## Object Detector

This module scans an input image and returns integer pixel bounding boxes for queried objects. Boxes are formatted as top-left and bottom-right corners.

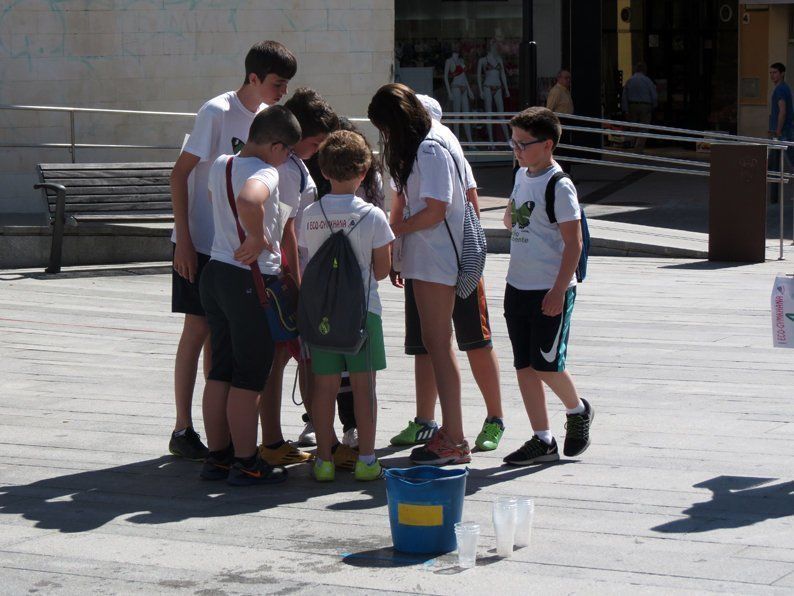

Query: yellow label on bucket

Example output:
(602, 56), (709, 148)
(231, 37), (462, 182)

(397, 503), (443, 526)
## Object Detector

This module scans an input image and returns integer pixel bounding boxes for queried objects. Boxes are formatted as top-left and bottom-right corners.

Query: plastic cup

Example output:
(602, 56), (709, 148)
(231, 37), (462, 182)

(492, 496), (518, 557)
(454, 521), (480, 568)
(514, 497), (535, 548)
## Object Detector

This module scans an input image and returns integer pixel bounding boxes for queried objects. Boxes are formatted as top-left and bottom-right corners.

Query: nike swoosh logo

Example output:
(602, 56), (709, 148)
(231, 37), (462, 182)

(540, 317), (564, 363)
(241, 469), (262, 478)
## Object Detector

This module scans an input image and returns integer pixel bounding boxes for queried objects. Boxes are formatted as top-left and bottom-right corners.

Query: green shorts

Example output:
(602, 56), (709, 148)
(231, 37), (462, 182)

(310, 313), (387, 375)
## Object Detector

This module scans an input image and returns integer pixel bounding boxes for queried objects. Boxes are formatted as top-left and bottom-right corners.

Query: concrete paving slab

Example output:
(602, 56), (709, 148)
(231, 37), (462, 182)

(1, 255), (793, 594)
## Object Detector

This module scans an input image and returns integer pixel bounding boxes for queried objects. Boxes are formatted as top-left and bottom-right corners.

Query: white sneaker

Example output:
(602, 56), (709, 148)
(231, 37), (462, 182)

(298, 421), (316, 446)
(342, 428), (359, 449)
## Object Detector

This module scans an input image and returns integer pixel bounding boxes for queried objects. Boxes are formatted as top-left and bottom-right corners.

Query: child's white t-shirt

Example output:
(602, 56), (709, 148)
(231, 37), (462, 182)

(298, 194), (395, 316)
(172, 91), (267, 255)
(207, 155), (282, 274)
(506, 163), (580, 291)
(399, 120), (466, 286)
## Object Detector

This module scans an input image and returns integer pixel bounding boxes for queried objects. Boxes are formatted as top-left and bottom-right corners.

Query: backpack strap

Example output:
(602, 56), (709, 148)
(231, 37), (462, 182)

(224, 156), (269, 308)
(290, 154), (306, 193)
(545, 171), (571, 224)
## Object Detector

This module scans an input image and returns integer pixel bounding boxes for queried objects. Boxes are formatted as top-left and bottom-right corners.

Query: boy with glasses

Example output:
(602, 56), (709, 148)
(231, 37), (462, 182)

(501, 107), (594, 466)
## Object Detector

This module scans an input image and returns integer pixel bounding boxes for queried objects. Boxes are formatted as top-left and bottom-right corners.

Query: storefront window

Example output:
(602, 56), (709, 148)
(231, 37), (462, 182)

(395, 0), (523, 146)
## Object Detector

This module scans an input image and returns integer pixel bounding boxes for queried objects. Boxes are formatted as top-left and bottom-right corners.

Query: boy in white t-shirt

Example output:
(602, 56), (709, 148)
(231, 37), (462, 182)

(198, 106), (301, 485)
(501, 107), (594, 466)
(257, 88), (339, 468)
(168, 41), (296, 461)
(298, 131), (394, 482)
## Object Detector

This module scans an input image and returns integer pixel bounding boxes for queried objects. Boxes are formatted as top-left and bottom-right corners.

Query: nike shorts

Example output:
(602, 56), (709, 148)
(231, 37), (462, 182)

(503, 283), (576, 372)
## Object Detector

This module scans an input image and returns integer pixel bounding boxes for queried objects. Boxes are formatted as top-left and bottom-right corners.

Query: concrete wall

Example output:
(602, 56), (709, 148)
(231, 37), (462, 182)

(0, 1), (395, 216)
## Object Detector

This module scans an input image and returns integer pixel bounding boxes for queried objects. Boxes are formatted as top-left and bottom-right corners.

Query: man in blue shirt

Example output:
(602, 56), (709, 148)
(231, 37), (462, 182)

(769, 63), (793, 201)
(770, 62), (793, 141)
(621, 63), (657, 152)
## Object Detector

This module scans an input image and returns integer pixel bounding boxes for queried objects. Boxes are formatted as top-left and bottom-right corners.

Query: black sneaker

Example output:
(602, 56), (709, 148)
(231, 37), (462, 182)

(226, 456), (288, 487)
(564, 398), (594, 457)
(503, 436), (560, 466)
(169, 426), (209, 461)
(200, 444), (234, 481)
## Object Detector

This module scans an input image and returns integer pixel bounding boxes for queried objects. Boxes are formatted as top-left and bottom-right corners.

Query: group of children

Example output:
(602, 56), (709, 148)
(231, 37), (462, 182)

(167, 40), (595, 486)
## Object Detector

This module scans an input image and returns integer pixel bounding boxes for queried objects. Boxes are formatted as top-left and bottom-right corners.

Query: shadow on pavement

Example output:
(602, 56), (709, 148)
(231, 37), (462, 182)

(0, 264), (172, 282)
(659, 260), (757, 270)
(652, 476), (794, 534)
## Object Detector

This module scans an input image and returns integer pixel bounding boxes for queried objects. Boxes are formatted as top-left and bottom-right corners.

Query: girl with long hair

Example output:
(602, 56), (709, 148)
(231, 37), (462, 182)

(368, 83), (471, 464)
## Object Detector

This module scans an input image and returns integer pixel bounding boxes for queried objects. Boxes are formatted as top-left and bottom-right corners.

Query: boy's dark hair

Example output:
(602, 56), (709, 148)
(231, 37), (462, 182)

(248, 105), (301, 147)
(283, 88), (339, 139)
(318, 130), (371, 182)
(510, 107), (562, 149)
(244, 41), (297, 85)
(771, 62), (786, 74)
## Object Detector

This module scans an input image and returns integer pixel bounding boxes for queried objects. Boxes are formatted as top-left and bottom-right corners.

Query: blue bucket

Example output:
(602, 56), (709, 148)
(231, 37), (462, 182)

(384, 466), (468, 554)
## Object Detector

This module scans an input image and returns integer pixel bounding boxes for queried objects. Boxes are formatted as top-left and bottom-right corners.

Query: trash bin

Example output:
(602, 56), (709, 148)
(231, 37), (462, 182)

(709, 143), (767, 262)
(385, 466), (468, 554)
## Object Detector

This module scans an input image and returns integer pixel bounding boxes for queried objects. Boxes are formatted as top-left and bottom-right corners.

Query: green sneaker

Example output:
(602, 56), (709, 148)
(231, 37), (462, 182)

(475, 419), (505, 451)
(354, 459), (384, 481)
(390, 419), (438, 446)
(313, 460), (335, 482)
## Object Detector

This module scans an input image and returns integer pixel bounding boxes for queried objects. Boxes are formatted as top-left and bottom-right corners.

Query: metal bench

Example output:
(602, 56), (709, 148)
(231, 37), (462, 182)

(34, 162), (174, 273)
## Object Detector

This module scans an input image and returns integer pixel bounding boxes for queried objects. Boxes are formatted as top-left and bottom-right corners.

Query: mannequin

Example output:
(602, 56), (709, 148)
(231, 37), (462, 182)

(444, 46), (474, 142)
(477, 39), (510, 144)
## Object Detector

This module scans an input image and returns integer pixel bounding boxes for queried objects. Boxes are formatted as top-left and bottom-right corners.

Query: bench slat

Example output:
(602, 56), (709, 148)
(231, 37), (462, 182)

(43, 187), (171, 198)
(72, 213), (173, 221)
(62, 202), (173, 212)
(42, 169), (173, 180)
(45, 177), (170, 187)
(39, 162), (174, 170)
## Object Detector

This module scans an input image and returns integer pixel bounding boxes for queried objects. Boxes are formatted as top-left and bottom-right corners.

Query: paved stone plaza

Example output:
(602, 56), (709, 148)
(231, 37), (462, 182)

(1, 254), (793, 594)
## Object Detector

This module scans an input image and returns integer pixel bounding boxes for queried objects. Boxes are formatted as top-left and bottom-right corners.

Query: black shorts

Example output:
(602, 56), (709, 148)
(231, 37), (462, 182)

(171, 246), (211, 316)
(199, 260), (276, 392)
(404, 278), (492, 355)
(503, 283), (576, 372)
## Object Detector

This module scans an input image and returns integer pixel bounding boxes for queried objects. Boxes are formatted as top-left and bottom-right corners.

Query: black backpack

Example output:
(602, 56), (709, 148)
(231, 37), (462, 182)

(545, 171), (590, 282)
(298, 198), (373, 354)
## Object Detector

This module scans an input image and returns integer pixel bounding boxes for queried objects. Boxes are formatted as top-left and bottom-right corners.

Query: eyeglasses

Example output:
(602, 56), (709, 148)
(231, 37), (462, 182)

(508, 138), (546, 151)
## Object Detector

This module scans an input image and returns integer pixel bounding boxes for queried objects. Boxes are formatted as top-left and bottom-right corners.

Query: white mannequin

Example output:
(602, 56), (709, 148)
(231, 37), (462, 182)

(444, 47), (474, 142)
(477, 39), (510, 145)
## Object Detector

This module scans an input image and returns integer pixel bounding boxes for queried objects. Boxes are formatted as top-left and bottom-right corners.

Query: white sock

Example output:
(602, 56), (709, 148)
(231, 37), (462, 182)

(534, 430), (553, 445)
(566, 400), (585, 415)
(358, 454), (376, 465)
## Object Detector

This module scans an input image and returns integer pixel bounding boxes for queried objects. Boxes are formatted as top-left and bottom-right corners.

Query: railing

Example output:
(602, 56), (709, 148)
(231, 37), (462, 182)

(2, 103), (793, 259)
(444, 111), (794, 260)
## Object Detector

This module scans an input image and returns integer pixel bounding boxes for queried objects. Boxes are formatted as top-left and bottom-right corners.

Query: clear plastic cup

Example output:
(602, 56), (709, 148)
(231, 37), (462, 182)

(492, 496), (518, 557)
(454, 521), (480, 568)
(514, 497), (535, 548)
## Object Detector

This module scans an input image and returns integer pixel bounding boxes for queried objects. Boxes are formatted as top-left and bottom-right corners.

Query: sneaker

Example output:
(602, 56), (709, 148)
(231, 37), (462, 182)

(410, 430), (471, 465)
(200, 444), (234, 481)
(475, 419), (505, 451)
(226, 456), (288, 486)
(390, 419), (439, 446)
(298, 418), (316, 447)
(313, 459), (335, 482)
(332, 443), (358, 470)
(503, 436), (560, 466)
(169, 426), (209, 461)
(564, 398), (594, 457)
(258, 441), (313, 466)
(354, 459), (384, 481)
(342, 427), (359, 449)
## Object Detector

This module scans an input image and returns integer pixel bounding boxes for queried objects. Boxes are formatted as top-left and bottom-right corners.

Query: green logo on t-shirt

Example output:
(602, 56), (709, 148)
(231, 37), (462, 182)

(511, 199), (535, 229)
(319, 317), (330, 335)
